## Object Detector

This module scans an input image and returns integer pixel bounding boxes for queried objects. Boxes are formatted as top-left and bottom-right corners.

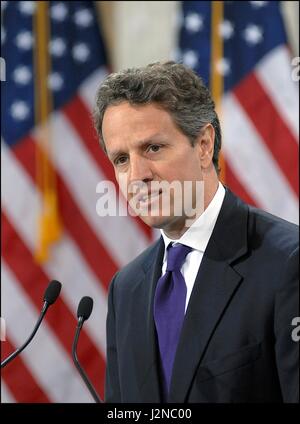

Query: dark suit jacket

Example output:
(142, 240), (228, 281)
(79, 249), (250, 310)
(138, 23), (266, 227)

(105, 189), (299, 403)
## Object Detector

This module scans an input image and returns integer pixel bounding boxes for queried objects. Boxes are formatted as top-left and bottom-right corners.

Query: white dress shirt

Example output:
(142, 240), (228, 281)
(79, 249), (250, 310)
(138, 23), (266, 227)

(160, 182), (226, 313)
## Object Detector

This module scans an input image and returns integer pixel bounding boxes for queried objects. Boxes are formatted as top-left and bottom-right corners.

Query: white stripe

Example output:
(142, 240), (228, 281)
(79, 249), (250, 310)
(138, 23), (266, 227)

(44, 238), (107, 358)
(1, 141), (107, 358)
(79, 67), (108, 111)
(1, 261), (92, 403)
(222, 94), (299, 224)
(1, 383), (16, 403)
(256, 45), (299, 141)
(36, 112), (149, 267)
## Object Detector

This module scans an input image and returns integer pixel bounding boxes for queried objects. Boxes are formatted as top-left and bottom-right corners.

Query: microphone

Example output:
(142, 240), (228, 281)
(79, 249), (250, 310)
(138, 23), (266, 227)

(1, 280), (62, 368)
(72, 296), (103, 403)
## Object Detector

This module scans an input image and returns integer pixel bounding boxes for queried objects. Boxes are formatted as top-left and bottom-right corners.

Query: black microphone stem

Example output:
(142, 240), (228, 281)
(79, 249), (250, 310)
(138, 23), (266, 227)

(72, 317), (102, 403)
(1, 301), (49, 369)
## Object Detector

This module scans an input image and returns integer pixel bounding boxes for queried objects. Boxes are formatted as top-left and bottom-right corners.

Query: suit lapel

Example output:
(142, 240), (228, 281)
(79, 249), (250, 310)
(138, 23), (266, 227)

(130, 237), (165, 402)
(169, 189), (249, 402)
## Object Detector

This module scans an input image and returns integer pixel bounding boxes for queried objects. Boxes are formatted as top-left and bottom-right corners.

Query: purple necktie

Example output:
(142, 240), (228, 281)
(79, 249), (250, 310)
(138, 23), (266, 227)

(154, 243), (192, 397)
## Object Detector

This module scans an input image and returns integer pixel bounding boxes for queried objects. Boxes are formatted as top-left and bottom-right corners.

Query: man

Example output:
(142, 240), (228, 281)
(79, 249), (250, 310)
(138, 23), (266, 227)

(93, 62), (299, 403)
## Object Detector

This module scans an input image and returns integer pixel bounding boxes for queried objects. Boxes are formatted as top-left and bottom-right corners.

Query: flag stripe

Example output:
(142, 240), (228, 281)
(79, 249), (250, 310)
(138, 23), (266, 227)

(63, 96), (116, 182)
(78, 68), (108, 112)
(223, 159), (257, 208)
(222, 93), (299, 224)
(12, 135), (118, 289)
(1, 382), (16, 403)
(256, 45), (299, 141)
(1, 338), (51, 403)
(233, 73), (299, 196)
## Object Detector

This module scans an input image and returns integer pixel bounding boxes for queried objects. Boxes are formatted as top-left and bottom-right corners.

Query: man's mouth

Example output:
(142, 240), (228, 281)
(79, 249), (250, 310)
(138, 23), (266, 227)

(136, 189), (163, 204)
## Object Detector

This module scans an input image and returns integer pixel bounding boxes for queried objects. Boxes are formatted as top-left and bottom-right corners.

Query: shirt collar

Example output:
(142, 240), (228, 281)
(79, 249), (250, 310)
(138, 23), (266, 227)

(160, 182), (225, 254)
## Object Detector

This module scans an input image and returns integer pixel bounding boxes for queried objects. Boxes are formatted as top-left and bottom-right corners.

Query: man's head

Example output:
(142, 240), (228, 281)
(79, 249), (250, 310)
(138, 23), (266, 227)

(93, 62), (221, 237)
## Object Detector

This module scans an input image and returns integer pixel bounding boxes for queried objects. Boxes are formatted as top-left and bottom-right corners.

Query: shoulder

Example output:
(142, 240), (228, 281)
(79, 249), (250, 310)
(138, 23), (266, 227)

(221, 190), (299, 294)
(213, 188), (298, 265)
(247, 204), (299, 256)
(241, 201), (298, 292)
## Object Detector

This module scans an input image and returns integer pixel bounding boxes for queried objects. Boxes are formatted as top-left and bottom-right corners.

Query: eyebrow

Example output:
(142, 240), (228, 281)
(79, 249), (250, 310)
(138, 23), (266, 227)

(107, 133), (164, 161)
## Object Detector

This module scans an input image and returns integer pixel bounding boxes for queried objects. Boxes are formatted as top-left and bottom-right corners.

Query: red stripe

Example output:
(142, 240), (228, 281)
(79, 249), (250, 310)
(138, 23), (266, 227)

(2, 212), (105, 400)
(12, 135), (118, 290)
(224, 159), (258, 207)
(233, 73), (299, 196)
(1, 337), (50, 402)
(63, 95), (153, 241)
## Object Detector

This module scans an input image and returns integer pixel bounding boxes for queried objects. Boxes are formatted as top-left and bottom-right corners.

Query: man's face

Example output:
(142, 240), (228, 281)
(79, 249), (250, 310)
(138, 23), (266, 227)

(102, 102), (209, 234)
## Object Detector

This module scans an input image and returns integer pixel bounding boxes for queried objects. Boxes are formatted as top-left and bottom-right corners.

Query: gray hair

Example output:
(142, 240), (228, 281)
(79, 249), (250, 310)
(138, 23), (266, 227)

(93, 61), (222, 173)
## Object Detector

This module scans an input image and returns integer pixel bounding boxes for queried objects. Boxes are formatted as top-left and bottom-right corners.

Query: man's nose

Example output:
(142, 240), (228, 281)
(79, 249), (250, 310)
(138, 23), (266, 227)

(128, 154), (153, 184)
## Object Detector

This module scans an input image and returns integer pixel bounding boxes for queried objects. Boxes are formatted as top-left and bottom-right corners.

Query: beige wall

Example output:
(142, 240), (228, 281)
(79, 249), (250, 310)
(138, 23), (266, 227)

(281, 1), (299, 55)
(97, 1), (299, 72)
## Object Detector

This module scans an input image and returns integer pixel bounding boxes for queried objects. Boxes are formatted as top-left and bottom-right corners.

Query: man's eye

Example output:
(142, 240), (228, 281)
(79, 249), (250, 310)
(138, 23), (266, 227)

(115, 156), (127, 166)
(148, 144), (161, 153)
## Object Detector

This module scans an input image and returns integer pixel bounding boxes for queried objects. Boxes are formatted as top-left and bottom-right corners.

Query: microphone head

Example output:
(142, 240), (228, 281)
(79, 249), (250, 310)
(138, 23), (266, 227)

(43, 280), (62, 305)
(77, 296), (93, 321)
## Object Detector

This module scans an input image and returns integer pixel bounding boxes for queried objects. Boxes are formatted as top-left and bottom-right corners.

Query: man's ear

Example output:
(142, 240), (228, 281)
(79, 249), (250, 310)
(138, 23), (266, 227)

(196, 124), (215, 168)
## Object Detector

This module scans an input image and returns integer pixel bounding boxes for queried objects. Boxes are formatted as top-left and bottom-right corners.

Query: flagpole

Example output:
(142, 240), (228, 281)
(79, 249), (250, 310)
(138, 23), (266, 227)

(33, 1), (61, 263)
(210, 1), (225, 183)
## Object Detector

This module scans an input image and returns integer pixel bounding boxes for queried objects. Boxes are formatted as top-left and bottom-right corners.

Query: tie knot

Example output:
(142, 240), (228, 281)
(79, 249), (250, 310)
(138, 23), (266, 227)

(166, 243), (192, 272)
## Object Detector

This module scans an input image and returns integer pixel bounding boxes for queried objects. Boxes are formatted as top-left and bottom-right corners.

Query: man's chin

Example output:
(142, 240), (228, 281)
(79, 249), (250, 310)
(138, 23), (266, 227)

(138, 214), (174, 229)
(138, 213), (187, 232)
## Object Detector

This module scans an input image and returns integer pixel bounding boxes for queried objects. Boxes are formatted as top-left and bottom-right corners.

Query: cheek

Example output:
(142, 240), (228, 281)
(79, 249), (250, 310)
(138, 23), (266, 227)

(159, 161), (201, 183)
(116, 172), (130, 197)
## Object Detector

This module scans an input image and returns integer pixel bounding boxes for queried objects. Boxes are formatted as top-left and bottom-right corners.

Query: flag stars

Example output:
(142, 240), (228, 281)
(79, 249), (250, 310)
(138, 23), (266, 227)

(51, 2), (68, 22)
(48, 73), (64, 91)
(185, 12), (203, 33)
(10, 101), (30, 121)
(215, 58), (231, 76)
(72, 43), (90, 62)
(13, 66), (32, 85)
(18, 1), (36, 15)
(74, 9), (94, 27)
(243, 24), (263, 45)
(182, 50), (198, 69)
(219, 20), (234, 40)
(49, 38), (66, 57)
(250, 1), (268, 8)
(15, 31), (34, 50)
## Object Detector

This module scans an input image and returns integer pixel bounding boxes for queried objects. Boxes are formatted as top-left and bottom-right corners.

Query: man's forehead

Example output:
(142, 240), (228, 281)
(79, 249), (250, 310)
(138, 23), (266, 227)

(103, 101), (172, 124)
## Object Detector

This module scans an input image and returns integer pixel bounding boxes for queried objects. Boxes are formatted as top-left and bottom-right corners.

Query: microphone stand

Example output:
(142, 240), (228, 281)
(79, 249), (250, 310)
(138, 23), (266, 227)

(1, 301), (48, 368)
(72, 317), (102, 403)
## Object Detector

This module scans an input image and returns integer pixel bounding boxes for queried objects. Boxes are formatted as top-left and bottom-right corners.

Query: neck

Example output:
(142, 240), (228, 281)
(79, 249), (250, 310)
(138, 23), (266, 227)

(162, 177), (220, 240)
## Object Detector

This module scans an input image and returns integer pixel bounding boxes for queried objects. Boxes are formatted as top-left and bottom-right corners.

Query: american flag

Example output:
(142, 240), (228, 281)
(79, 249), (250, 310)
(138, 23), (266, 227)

(1, 1), (298, 404)
(1, 1), (152, 403)
(177, 1), (299, 223)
